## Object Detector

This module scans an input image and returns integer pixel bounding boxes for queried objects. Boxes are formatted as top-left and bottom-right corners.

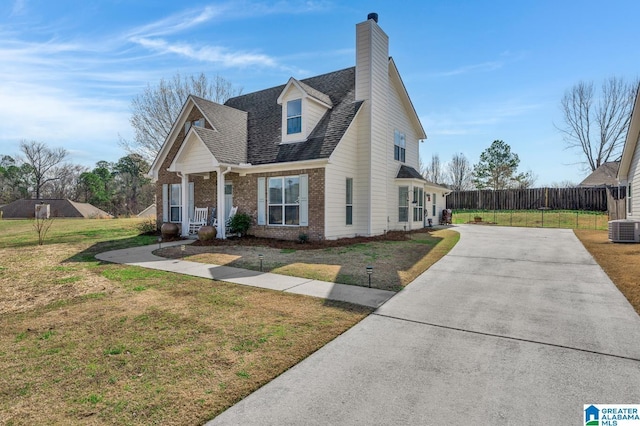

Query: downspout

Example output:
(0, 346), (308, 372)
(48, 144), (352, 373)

(216, 166), (232, 239)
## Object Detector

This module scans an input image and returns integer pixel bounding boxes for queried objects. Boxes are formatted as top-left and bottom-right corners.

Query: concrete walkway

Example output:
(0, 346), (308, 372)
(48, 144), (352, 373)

(95, 239), (394, 309)
(210, 225), (640, 425)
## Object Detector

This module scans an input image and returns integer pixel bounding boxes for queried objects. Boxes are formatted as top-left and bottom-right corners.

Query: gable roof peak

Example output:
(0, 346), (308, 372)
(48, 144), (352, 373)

(277, 77), (333, 108)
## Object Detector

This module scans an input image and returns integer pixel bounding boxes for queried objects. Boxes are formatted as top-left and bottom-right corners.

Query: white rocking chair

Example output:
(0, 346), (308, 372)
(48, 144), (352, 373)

(188, 207), (208, 234)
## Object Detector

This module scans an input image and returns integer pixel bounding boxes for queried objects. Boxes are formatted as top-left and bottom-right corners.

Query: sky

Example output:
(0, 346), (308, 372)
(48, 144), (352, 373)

(0, 0), (638, 186)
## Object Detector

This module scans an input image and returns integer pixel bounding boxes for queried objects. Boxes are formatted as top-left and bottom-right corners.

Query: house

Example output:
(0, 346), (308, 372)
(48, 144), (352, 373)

(578, 161), (620, 187)
(149, 13), (449, 240)
(618, 85), (640, 220)
(137, 203), (157, 218)
(0, 199), (112, 219)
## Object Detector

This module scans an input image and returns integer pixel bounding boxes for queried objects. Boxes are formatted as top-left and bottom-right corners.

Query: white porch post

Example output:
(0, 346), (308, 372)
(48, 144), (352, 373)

(180, 173), (189, 236)
(216, 168), (226, 239)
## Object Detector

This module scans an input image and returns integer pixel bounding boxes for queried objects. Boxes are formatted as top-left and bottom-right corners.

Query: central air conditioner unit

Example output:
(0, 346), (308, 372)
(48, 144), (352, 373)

(608, 219), (640, 243)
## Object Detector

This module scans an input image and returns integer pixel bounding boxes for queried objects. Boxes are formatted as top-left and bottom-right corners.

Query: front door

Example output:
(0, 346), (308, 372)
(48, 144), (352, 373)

(225, 183), (233, 220)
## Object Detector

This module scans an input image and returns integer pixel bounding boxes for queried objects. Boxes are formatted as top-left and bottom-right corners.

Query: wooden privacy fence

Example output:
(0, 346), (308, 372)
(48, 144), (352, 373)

(446, 187), (625, 211)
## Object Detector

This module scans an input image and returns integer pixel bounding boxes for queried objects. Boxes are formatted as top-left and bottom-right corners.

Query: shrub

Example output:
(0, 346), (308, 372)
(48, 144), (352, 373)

(229, 213), (251, 236)
(137, 217), (157, 235)
(298, 233), (309, 244)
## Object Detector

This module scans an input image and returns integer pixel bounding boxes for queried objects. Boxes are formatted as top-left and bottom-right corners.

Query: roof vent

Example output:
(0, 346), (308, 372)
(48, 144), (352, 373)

(367, 13), (378, 23)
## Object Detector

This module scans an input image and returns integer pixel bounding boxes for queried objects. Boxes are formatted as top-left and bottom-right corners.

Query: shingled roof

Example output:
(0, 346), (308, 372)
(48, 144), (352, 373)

(579, 161), (620, 187)
(224, 67), (362, 165)
(191, 96), (248, 164)
(396, 165), (425, 180)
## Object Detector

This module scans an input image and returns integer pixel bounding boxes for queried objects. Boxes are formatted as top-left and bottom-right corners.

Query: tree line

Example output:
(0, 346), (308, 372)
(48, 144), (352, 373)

(0, 140), (154, 216)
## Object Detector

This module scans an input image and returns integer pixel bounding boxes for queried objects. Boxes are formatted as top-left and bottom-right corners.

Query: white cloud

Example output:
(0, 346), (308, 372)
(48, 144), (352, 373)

(125, 5), (225, 39)
(435, 61), (504, 77)
(131, 37), (278, 68)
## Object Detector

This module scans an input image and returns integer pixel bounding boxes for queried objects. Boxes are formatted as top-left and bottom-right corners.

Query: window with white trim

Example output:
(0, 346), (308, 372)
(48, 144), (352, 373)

(346, 178), (353, 225)
(394, 130), (406, 163)
(169, 183), (181, 222)
(268, 176), (300, 225)
(399, 186), (409, 222)
(413, 187), (423, 222)
(287, 99), (302, 134)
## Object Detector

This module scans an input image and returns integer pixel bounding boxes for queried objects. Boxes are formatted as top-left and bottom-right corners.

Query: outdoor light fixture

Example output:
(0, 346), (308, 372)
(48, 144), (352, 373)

(181, 244), (186, 258)
(158, 236), (162, 249)
(258, 253), (264, 272)
(366, 265), (373, 288)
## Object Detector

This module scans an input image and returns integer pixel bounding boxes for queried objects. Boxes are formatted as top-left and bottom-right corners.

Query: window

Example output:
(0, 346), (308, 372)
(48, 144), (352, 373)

(268, 176), (300, 225)
(287, 99), (302, 134)
(413, 187), (423, 222)
(398, 186), (408, 222)
(169, 184), (181, 222)
(432, 193), (437, 217)
(184, 118), (205, 134)
(394, 130), (406, 162)
(346, 178), (353, 225)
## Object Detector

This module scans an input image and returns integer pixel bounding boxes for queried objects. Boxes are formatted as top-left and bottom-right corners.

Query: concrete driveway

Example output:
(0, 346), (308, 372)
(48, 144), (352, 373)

(210, 225), (640, 425)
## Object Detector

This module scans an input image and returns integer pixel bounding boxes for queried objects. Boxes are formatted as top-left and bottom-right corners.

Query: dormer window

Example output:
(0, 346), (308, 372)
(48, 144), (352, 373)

(287, 99), (302, 134)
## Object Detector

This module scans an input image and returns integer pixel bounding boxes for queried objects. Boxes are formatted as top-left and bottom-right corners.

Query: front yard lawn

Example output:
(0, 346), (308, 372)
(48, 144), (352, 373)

(0, 219), (371, 425)
(159, 228), (460, 291)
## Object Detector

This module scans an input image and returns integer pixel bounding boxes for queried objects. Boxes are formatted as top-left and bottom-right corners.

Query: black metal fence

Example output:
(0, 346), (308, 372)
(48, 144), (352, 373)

(445, 187), (621, 211)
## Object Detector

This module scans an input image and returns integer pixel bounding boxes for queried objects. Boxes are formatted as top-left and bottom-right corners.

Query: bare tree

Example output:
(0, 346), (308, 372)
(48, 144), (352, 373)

(19, 140), (68, 199)
(447, 152), (473, 191)
(512, 169), (537, 189)
(423, 154), (445, 184)
(549, 180), (577, 188)
(121, 72), (242, 162)
(558, 77), (638, 172)
(45, 163), (87, 199)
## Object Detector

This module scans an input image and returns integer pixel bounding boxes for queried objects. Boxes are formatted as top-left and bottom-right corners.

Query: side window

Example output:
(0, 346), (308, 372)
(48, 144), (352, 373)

(394, 130), (406, 163)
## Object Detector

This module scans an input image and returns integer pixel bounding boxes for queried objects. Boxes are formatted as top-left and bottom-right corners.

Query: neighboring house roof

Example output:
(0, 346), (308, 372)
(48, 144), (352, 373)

(579, 162), (620, 187)
(224, 67), (363, 165)
(137, 203), (156, 217)
(619, 85), (640, 182)
(0, 199), (112, 218)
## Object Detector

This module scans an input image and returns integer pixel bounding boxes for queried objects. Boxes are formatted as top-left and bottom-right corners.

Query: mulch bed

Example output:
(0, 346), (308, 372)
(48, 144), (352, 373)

(191, 228), (434, 250)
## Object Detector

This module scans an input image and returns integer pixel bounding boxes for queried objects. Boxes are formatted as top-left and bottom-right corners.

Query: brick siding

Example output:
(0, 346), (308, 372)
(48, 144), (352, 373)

(156, 104), (326, 240)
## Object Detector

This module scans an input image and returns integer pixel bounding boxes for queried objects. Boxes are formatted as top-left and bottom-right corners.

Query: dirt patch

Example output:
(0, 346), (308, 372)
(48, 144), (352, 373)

(574, 230), (640, 315)
(158, 228), (459, 291)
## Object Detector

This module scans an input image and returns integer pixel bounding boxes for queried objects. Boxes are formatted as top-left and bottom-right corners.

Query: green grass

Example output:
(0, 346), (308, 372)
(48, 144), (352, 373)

(0, 217), (371, 425)
(451, 209), (609, 230)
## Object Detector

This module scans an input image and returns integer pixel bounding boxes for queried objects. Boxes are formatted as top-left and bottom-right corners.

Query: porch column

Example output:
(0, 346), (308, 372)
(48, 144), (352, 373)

(180, 173), (189, 237)
(216, 167), (226, 239)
